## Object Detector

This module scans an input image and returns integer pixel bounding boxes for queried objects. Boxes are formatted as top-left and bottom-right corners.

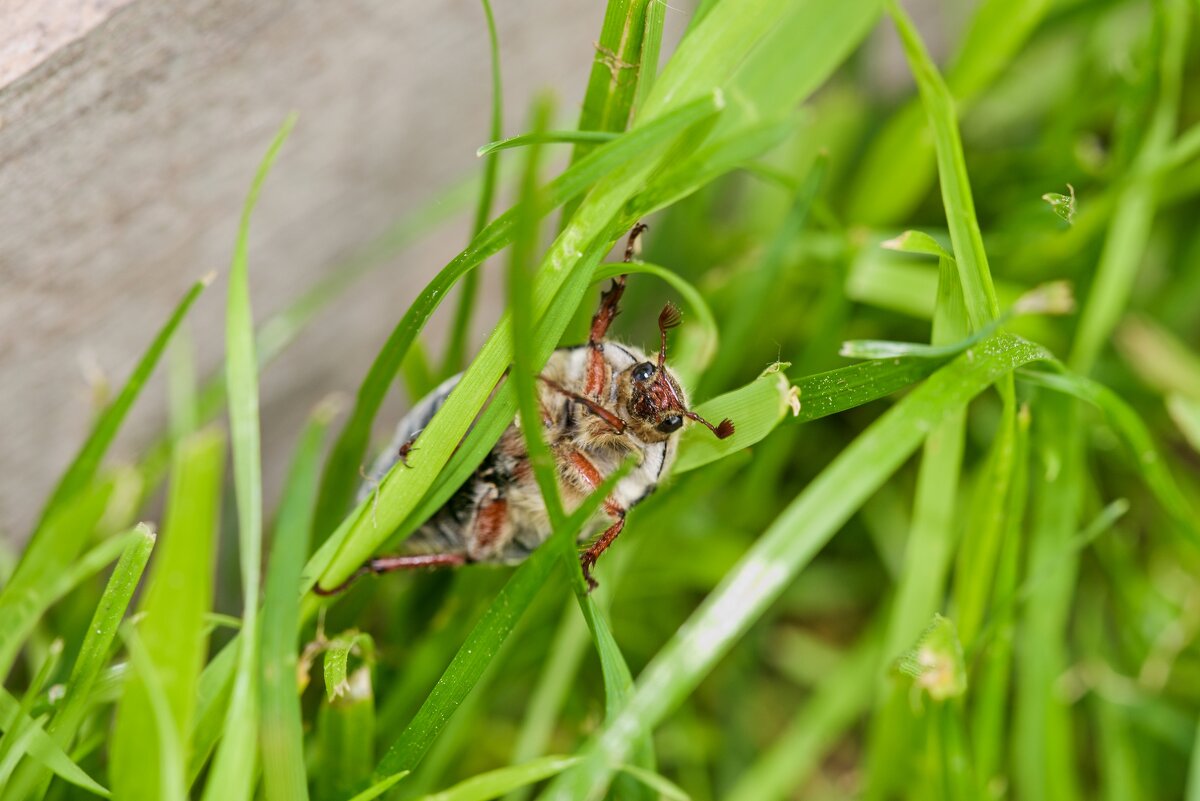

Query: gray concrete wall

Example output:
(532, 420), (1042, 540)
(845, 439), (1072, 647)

(0, 0), (635, 542)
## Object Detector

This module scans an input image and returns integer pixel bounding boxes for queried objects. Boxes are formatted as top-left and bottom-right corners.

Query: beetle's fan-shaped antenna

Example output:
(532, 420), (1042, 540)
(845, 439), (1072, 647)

(684, 410), (735, 439)
(657, 302), (682, 367)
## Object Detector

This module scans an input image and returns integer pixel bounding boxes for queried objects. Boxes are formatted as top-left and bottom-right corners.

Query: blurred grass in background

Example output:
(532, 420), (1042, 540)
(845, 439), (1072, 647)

(2, 0), (1200, 799)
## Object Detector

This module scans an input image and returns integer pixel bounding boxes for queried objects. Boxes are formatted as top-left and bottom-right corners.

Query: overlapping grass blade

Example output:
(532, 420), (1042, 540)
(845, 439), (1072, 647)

(1, 524), (154, 801)
(0, 686), (109, 798)
(0, 500), (140, 682)
(864, 254), (969, 800)
(110, 429), (223, 800)
(260, 403), (335, 801)
(0, 639), (62, 787)
(202, 114), (295, 801)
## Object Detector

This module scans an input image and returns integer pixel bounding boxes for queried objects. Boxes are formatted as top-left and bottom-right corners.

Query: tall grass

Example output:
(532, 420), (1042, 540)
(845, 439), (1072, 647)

(2, 0), (1199, 799)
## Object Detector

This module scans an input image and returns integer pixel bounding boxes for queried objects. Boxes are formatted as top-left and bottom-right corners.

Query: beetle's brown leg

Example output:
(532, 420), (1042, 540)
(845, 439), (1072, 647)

(585, 223), (647, 395)
(313, 553), (465, 596)
(555, 445), (628, 591)
(539, 376), (627, 434)
(580, 513), (626, 591)
(586, 276), (624, 396)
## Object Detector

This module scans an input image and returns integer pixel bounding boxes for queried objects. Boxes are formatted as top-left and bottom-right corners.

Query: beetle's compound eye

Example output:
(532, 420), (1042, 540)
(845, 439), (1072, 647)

(657, 414), (683, 433)
(632, 362), (655, 382)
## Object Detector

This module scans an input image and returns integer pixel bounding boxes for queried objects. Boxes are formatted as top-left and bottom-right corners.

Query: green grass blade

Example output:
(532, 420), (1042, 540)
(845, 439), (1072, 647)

(542, 334), (1051, 800)
(188, 640), (238, 786)
(121, 626), (187, 801)
(0, 639), (62, 786)
(373, 548), (556, 781)
(1169, 394), (1200, 453)
(2, 524), (155, 800)
(1013, 394), (1083, 801)
(415, 756), (582, 801)
(110, 429), (224, 801)
(503, 601), (590, 801)
(260, 403), (335, 801)
(347, 772), (409, 801)
(0, 685), (110, 798)
(21, 275), (210, 548)
(1018, 367), (1198, 538)
(202, 113), (296, 801)
(316, 654), (376, 800)
(442, 0), (505, 377)
(310, 91), (724, 542)
(477, 131), (617, 157)
(323, 631), (375, 702)
(1070, 0), (1187, 373)
(864, 254), (969, 800)
(673, 364), (796, 474)
(887, 0), (999, 330)
(0, 482), (123, 681)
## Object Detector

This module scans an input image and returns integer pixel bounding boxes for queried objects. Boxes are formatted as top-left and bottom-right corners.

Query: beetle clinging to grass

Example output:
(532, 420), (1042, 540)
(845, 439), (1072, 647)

(316, 226), (733, 595)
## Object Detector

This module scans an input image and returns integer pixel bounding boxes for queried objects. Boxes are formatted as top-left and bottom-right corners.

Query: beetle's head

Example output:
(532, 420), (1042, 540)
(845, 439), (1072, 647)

(617, 303), (735, 444)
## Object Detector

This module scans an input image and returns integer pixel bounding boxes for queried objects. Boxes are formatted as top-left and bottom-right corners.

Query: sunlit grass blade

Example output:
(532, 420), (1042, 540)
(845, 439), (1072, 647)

(542, 334), (1052, 800)
(110, 428), (224, 800)
(260, 402), (336, 801)
(202, 113), (295, 801)
(1169, 394), (1200, 453)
